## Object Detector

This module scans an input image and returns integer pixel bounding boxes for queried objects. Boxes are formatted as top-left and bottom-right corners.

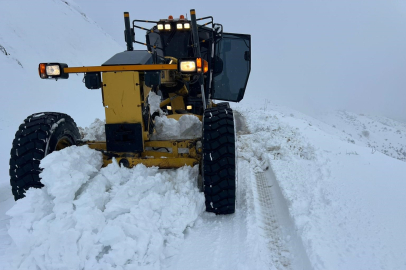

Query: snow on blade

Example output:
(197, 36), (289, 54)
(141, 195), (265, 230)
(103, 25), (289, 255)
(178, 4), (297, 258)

(151, 115), (202, 140)
(79, 118), (106, 141)
(4, 146), (205, 270)
(78, 113), (202, 141)
(147, 91), (202, 140)
(148, 91), (164, 116)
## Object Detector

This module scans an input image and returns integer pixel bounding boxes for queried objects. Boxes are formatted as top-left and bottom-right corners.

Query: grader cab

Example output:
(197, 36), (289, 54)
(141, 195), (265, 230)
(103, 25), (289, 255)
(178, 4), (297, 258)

(10, 9), (251, 215)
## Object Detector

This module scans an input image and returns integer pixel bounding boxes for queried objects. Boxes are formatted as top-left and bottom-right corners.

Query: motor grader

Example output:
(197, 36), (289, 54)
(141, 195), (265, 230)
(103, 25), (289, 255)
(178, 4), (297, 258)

(9, 9), (251, 215)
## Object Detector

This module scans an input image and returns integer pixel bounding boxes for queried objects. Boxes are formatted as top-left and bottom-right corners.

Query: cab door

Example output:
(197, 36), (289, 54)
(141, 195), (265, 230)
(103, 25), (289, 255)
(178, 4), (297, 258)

(212, 33), (251, 102)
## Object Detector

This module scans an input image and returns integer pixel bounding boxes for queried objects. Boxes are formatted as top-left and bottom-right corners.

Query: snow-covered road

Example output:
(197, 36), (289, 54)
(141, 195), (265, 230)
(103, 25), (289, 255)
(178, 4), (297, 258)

(171, 112), (298, 270)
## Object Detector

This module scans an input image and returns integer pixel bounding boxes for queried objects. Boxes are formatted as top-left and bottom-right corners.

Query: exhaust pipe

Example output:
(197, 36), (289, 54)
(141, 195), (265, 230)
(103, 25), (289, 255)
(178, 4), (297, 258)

(124, 12), (134, 51)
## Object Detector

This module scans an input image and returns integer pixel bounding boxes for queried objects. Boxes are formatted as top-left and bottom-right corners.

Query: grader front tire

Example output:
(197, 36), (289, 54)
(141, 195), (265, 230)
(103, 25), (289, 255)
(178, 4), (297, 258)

(202, 107), (236, 215)
(9, 112), (80, 200)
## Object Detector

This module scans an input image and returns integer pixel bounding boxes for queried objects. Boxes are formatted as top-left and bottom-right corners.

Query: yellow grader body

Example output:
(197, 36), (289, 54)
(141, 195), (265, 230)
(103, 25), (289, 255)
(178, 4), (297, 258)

(10, 9), (251, 214)
(64, 65), (204, 169)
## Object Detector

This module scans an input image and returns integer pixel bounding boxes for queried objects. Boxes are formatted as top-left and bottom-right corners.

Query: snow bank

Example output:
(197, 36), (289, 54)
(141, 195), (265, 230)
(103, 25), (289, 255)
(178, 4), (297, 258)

(239, 106), (406, 270)
(5, 146), (205, 270)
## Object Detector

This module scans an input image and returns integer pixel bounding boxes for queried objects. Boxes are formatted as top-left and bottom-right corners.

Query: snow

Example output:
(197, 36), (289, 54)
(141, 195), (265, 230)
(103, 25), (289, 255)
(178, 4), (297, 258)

(147, 91), (202, 140)
(317, 111), (406, 161)
(78, 114), (202, 142)
(1, 1), (406, 269)
(0, 0), (123, 202)
(2, 106), (406, 269)
(79, 118), (106, 141)
(238, 105), (406, 269)
(78, 94), (203, 141)
(3, 146), (204, 269)
(148, 91), (164, 116)
(151, 115), (202, 140)
(0, 0), (122, 128)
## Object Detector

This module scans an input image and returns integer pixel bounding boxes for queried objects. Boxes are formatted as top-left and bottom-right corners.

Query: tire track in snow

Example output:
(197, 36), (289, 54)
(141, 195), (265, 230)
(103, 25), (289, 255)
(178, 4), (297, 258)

(254, 171), (292, 269)
(257, 169), (313, 270)
(173, 160), (271, 269)
(170, 111), (274, 270)
(253, 169), (312, 270)
(236, 111), (312, 270)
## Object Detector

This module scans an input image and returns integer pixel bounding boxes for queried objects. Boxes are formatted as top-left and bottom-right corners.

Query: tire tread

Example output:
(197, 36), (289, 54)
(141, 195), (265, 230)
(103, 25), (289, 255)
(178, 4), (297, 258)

(9, 112), (79, 200)
(203, 107), (236, 214)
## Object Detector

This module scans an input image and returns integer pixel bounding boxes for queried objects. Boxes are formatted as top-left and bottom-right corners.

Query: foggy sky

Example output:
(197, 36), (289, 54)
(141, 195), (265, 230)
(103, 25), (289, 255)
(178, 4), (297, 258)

(78, 0), (406, 122)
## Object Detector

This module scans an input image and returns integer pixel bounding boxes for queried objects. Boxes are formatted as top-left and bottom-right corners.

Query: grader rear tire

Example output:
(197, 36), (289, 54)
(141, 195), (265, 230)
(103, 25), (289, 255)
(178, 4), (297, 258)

(202, 107), (236, 214)
(9, 112), (80, 200)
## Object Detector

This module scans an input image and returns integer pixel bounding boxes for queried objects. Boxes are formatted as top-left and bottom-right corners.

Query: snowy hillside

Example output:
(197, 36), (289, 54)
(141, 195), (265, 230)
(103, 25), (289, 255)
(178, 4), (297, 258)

(0, 0), (123, 194)
(0, 106), (405, 269)
(0, 0), (123, 126)
(317, 111), (406, 161)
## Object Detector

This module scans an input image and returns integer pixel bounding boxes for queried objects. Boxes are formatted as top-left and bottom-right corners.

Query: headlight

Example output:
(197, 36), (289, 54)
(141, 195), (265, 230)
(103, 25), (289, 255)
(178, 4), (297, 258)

(184, 23), (190, 29)
(46, 65), (61, 76)
(180, 61), (196, 72)
(157, 24), (164, 30)
(177, 23), (183, 29)
(178, 58), (209, 74)
(165, 24), (171, 30)
(38, 63), (69, 79)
